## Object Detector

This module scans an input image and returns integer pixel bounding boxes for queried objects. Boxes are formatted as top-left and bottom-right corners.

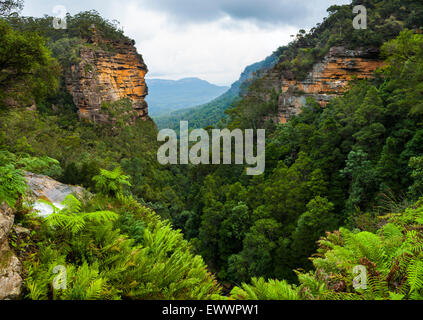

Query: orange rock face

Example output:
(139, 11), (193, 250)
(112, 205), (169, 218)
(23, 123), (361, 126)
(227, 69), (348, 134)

(277, 47), (384, 123)
(66, 37), (148, 124)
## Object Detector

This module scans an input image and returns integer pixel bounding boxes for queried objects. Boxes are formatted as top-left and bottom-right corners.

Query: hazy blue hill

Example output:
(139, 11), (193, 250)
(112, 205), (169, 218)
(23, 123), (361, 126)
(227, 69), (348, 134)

(146, 77), (229, 116)
(154, 47), (285, 130)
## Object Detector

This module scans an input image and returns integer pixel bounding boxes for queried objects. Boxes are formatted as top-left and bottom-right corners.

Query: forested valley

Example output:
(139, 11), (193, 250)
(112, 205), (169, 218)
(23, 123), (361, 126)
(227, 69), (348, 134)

(1, 0), (423, 300)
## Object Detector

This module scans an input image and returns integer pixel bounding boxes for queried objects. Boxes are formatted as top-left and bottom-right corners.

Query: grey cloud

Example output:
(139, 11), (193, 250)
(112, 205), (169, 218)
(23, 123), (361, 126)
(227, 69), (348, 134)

(144, 0), (351, 27)
(22, 0), (351, 28)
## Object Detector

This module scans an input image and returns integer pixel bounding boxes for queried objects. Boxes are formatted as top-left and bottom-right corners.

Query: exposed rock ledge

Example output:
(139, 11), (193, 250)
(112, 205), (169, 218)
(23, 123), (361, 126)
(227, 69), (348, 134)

(0, 173), (87, 300)
(25, 172), (86, 217)
(260, 46), (384, 124)
(65, 28), (149, 124)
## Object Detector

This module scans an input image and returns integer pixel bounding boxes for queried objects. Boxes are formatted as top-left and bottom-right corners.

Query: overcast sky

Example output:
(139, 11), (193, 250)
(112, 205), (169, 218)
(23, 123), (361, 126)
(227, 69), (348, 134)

(22, 0), (351, 86)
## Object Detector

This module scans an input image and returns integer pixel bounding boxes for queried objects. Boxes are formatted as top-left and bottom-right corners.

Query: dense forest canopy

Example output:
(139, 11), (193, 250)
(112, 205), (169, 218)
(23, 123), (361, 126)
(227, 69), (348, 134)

(1, 0), (423, 300)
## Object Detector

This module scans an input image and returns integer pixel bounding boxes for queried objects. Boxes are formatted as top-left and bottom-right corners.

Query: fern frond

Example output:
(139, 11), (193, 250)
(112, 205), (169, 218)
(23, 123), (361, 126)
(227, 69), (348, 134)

(407, 260), (423, 293)
(231, 277), (300, 300)
(81, 211), (119, 224)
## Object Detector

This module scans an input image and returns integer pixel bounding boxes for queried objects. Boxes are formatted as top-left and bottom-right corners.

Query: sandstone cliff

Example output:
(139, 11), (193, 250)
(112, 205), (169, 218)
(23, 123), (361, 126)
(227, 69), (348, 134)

(65, 30), (149, 124)
(260, 47), (384, 124)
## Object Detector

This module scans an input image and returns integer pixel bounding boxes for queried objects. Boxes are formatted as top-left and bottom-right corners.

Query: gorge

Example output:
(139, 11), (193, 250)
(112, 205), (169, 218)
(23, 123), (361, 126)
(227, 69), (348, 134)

(2, 0), (423, 302)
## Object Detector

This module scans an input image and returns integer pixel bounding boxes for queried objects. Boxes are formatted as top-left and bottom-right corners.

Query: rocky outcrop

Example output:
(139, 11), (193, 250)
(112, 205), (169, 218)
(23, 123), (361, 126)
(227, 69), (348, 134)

(0, 203), (22, 300)
(0, 173), (86, 300)
(262, 47), (384, 124)
(25, 172), (86, 217)
(66, 29), (149, 124)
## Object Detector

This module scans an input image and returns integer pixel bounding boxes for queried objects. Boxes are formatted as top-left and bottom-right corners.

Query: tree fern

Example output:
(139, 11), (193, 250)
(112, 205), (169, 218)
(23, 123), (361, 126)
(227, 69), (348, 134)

(92, 166), (131, 198)
(407, 260), (423, 295)
(16, 155), (62, 179)
(0, 164), (27, 207)
(44, 194), (118, 234)
(26, 193), (221, 300)
(231, 278), (300, 300)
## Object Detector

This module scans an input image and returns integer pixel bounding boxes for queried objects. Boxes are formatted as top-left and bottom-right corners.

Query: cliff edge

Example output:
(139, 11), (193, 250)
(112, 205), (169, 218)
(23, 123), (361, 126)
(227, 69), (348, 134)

(65, 27), (149, 124)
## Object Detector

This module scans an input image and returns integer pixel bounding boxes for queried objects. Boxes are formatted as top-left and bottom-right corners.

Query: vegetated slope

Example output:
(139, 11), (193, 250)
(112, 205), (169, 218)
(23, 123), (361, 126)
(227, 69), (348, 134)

(231, 199), (423, 300)
(227, 0), (423, 130)
(0, 9), (222, 300)
(4, 0), (423, 301)
(1, 154), (222, 300)
(147, 78), (228, 117)
(6, 10), (150, 125)
(154, 48), (284, 130)
(171, 0), (423, 289)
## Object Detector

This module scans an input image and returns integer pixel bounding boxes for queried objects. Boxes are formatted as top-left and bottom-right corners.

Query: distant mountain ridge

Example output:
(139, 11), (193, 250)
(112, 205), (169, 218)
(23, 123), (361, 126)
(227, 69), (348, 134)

(154, 48), (285, 130)
(146, 77), (229, 116)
